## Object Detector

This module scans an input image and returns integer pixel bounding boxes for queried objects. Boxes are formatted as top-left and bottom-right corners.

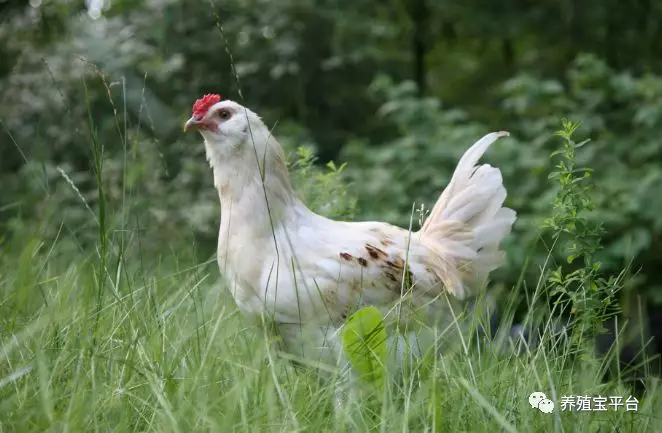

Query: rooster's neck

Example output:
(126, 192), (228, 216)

(210, 148), (305, 236)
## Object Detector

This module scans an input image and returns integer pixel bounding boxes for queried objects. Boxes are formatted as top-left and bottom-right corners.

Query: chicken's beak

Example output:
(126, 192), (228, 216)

(183, 117), (200, 132)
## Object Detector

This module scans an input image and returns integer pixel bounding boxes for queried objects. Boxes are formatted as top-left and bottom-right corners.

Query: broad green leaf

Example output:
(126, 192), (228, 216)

(341, 306), (387, 389)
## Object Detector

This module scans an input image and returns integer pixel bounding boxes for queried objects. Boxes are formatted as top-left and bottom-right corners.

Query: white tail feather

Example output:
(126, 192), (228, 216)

(419, 131), (516, 299)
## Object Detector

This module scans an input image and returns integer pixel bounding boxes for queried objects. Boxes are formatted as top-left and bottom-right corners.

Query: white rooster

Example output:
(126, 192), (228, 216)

(184, 93), (516, 372)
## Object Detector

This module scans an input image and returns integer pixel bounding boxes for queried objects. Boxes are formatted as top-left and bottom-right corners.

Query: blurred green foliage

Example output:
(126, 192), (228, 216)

(2, 0), (662, 309)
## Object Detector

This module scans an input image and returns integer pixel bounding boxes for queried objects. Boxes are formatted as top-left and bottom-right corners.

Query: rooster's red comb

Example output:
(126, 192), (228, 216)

(192, 93), (222, 118)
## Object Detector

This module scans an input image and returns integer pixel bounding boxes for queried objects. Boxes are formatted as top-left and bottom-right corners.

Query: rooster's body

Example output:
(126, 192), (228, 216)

(184, 94), (516, 368)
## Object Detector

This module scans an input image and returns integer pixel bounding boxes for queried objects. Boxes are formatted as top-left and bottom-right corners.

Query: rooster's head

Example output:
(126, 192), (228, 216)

(184, 93), (264, 154)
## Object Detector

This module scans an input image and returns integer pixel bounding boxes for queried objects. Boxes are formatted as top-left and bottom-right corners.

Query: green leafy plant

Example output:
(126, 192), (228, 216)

(290, 145), (358, 220)
(341, 306), (387, 390)
(543, 119), (621, 348)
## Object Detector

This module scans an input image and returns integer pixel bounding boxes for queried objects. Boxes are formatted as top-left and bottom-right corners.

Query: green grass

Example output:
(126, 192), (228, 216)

(1, 222), (661, 432)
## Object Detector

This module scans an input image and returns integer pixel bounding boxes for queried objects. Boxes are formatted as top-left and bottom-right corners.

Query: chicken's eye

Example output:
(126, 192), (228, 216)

(218, 109), (231, 120)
